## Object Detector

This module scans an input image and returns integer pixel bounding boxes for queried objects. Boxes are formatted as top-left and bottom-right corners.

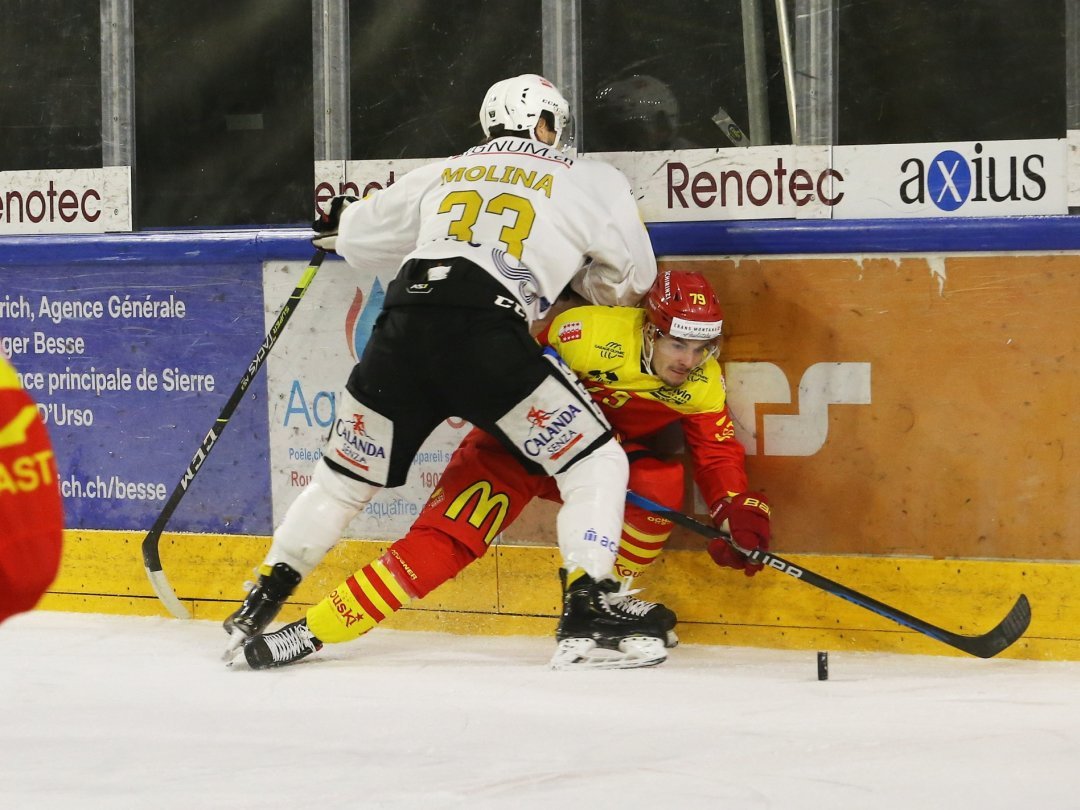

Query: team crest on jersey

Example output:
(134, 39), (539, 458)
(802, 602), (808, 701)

(558, 321), (583, 343)
(596, 341), (624, 359)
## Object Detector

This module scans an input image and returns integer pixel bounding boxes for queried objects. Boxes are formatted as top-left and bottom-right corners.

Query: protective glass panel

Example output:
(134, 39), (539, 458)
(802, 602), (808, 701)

(133, 0), (313, 227)
(581, 0), (790, 151)
(838, 0), (1065, 144)
(0, 0), (102, 170)
(349, 0), (543, 159)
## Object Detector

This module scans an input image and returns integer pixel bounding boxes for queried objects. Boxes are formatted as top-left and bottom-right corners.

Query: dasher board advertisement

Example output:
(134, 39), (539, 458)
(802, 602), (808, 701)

(263, 259), (470, 539)
(593, 146), (836, 222)
(831, 139), (1067, 218)
(317, 139), (1069, 224)
(0, 167), (132, 234)
(0, 262), (269, 531)
(314, 150), (838, 223)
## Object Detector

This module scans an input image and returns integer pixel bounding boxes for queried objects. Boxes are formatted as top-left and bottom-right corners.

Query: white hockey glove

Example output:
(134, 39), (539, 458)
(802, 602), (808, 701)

(311, 195), (358, 253)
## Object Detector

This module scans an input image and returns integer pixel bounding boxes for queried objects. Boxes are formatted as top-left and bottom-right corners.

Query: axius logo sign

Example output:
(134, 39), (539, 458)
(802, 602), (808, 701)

(831, 138), (1066, 218)
(724, 362), (871, 456)
(900, 143), (1047, 211)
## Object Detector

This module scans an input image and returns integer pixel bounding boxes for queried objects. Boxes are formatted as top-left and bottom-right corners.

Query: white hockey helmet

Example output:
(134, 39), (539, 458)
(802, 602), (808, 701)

(479, 74), (572, 148)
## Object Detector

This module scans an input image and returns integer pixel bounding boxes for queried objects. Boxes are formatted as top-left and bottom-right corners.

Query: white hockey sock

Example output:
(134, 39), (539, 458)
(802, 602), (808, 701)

(265, 462), (378, 576)
(553, 438), (628, 581)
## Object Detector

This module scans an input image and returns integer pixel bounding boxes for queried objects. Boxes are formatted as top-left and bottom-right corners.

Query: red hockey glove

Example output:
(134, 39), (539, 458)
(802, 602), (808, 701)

(708, 492), (771, 577)
(312, 195), (358, 253)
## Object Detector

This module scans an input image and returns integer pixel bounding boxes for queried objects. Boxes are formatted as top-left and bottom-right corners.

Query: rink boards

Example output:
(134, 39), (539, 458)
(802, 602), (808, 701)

(42, 530), (1080, 660)
(1, 219), (1077, 659)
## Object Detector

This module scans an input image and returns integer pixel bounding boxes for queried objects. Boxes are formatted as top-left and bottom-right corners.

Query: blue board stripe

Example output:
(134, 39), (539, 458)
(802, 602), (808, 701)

(2, 216), (1080, 266)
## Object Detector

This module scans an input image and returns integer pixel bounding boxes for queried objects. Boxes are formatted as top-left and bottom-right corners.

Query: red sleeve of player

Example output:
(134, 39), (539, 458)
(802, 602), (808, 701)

(536, 321), (555, 348)
(0, 369), (63, 624)
(681, 407), (749, 512)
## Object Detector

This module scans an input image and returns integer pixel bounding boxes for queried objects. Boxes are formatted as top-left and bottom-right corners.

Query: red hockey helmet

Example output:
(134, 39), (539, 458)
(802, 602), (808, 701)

(644, 271), (724, 340)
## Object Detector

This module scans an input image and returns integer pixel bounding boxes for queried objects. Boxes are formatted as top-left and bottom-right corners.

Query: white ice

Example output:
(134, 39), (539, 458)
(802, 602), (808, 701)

(2, 611), (1078, 810)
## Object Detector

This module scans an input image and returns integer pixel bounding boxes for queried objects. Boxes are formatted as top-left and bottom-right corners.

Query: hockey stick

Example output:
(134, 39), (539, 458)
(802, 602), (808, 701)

(141, 249), (327, 619)
(626, 490), (1031, 658)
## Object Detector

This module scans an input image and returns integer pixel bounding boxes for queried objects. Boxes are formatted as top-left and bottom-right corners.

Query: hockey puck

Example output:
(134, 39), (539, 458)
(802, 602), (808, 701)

(817, 651), (829, 680)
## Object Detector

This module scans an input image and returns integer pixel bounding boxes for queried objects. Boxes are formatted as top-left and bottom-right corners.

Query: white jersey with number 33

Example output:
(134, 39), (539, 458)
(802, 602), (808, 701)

(334, 136), (658, 322)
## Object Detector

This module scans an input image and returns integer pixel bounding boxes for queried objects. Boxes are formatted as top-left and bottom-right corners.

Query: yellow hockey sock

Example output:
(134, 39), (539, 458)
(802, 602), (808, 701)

(614, 523), (670, 581)
(307, 554), (413, 643)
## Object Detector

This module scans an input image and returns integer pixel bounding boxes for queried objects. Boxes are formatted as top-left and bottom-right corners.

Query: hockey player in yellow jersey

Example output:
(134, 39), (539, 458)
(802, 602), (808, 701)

(240, 271), (771, 670)
(0, 354), (63, 624)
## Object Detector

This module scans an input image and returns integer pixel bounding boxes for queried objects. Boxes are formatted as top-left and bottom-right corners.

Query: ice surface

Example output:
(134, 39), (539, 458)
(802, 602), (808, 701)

(2, 611), (1078, 809)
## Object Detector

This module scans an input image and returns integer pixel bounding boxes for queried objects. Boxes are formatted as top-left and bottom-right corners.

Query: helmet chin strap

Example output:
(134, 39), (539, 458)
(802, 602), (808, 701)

(641, 324), (658, 375)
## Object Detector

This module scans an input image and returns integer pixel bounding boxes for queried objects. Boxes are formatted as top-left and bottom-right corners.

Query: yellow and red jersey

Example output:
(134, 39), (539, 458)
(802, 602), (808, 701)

(0, 354), (63, 623)
(545, 305), (747, 512)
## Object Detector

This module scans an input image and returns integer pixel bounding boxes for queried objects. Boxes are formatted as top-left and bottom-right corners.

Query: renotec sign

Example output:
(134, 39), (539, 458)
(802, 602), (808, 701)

(596, 146), (837, 221)
(0, 167), (132, 234)
(315, 137), (1067, 222)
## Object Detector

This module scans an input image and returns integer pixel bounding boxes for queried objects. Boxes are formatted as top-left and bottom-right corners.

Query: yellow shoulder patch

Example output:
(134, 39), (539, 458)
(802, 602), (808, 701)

(0, 356), (21, 390)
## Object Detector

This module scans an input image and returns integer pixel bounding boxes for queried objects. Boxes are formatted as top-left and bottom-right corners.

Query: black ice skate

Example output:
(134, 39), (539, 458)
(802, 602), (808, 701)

(615, 586), (679, 649)
(222, 562), (302, 661)
(242, 618), (323, 670)
(550, 569), (670, 670)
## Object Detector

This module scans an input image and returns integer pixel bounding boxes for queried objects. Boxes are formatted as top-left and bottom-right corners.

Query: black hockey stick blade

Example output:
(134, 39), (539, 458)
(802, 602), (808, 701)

(626, 490), (1031, 659)
(141, 249), (327, 618)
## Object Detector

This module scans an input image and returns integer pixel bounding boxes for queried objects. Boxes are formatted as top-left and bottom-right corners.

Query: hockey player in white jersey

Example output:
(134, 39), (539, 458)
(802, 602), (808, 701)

(224, 74), (665, 668)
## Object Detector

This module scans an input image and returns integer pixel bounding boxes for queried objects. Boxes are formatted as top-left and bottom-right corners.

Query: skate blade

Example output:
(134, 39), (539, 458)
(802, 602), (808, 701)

(221, 628), (249, 663)
(225, 651), (251, 670)
(550, 636), (667, 670)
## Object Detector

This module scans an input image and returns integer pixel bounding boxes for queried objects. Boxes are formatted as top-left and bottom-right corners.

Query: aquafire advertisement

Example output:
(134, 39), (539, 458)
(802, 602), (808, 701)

(263, 259), (470, 540)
